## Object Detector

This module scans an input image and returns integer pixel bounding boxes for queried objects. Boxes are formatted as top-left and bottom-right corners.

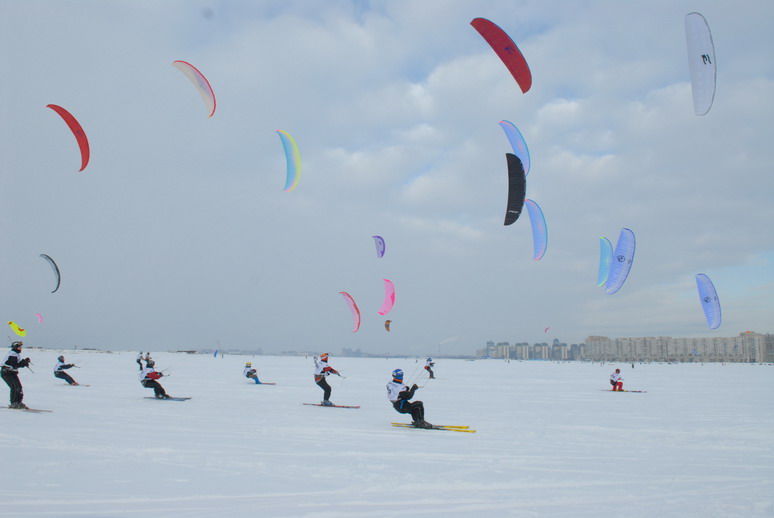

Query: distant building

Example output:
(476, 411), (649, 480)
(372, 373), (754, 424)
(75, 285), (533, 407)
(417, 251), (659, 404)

(477, 340), (584, 361)
(585, 332), (774, 363)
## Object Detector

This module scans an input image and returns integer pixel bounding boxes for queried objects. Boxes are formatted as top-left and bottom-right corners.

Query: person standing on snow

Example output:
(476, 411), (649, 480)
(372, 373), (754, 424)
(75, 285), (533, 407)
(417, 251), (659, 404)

(424, 357), (436, 379)
(2, 341), (31, 409)
(53, 356), (79, 385)
(610, 368), (624, 391)
(136, 352), (144, 371)
(387, 368), (432, 428)
(139, 358), (169, 399)
(243, 362), (261, 384)
(313, 353), (339, 406)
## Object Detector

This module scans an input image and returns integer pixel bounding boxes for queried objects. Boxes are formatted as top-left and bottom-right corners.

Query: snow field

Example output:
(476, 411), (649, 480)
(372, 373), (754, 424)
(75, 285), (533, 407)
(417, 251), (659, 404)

(1, 350), (772, 517)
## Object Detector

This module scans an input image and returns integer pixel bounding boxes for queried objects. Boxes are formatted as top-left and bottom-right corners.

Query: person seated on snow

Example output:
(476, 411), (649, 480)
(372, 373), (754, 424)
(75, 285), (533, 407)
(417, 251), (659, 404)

(387, 368), (432, 428)
(139, 359), (169, 399)
(610, 368), (624, 391)
(2, 341), (31, 409)
(53, 355), (79, 386)
(313, 353), (339, 406)
(243, 362), (261, 384)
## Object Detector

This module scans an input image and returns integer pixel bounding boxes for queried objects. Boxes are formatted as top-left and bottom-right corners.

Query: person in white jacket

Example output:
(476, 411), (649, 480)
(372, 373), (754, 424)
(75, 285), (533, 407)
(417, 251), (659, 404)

(53, 356), (79, 385)
(313, 353), (339, 406)
(243, 362), (261, 384)
(424, 358), (436, 379)
(610, 368), (624, 391)
(387, 368), (432, 428)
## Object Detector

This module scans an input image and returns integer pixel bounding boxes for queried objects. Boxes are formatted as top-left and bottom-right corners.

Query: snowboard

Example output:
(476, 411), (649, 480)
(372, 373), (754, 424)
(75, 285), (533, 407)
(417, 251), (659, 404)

(144, 396), (191, 401)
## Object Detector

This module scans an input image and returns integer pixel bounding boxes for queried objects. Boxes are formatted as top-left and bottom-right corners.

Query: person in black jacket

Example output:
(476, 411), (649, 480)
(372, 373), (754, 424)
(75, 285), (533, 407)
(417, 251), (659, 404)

(1, 341), (31, 409)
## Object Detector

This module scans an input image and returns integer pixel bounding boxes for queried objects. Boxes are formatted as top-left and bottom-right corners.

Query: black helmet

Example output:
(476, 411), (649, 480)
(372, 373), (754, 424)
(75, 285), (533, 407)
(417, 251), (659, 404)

(58, 355), (65, 362)
(146, 359), (155, 368)
(11, 341), (22, 351)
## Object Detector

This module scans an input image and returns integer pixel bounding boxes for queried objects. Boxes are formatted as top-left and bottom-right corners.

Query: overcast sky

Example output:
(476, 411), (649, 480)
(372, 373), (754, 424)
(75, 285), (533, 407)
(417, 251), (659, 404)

(0, 0), (772, 355)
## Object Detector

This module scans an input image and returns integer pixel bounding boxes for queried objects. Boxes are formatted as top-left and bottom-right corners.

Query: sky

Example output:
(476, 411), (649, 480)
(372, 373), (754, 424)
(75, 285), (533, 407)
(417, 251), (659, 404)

(0, 0), (772, 355)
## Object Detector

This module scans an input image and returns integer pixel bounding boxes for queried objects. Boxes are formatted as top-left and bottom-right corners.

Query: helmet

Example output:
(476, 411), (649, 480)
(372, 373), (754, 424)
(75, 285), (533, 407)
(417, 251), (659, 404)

(11, 341), (22, 350)
(246, 362), (252, 367)
(146, 359), (155, 368)
(427, 357), (432, 362)
(392, 368), (404, 380)
(320, 353), (329, 362)
(58, 356), (65, 362)
(615, 368), (620, 373)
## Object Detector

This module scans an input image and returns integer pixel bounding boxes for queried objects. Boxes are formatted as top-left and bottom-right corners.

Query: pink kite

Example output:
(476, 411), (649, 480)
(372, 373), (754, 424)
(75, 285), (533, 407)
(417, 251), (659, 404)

(339, 292), (361, 333)
(378, 279), (396, 316)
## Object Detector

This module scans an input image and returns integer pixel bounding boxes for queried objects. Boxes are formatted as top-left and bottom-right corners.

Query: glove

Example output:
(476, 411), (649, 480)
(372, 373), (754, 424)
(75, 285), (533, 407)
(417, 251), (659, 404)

(158, 372), (164, 377)
(610, 380), (616, 386)
(411, 384), (418, 391)
(20, 358), (30, 367)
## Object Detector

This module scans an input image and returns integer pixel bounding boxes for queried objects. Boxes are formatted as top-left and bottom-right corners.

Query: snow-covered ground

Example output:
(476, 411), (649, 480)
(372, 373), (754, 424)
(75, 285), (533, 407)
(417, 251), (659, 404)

(1, 350), (772, 517)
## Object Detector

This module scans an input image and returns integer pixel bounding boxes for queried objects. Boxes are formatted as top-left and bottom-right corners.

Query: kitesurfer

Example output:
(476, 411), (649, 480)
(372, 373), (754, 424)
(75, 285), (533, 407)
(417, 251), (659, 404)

(387, 368), (432, 428)
(243, 362), (261, 384)
(424, 357), (436, 379)
(139, 358), (169, 399)
(53, 355), (79, 385)
(313, 353), (339, 406)
(2, 341), (31, 409)
(610, 368), (624, 391)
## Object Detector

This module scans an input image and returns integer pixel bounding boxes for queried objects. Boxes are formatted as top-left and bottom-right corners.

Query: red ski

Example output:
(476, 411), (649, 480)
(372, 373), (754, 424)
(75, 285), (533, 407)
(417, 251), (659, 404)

(303, 403), (360, 409)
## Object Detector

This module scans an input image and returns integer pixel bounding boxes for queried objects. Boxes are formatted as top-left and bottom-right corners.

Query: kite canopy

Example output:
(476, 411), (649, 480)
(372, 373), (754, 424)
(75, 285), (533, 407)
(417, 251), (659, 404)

(597, 237), (613, 286)
(378, 279), (396, 316)
(339, 292), (361, 333)
(276, 130), (301, 192)
(39, 253), (61, 293)
(695, 273), (721, 329)
(471, 17), (532, 93)
(172, 60), (217, 117)
(372, 236), (386, 258)
(524, 199), (547, 260)
(684, 12), (716, 115)
(8, 321), (26, 337)
(498, 120), (530, 176)
(503, 153), (526, 225)
(46, 104), (90, 171)
(604, 228), (635, 295)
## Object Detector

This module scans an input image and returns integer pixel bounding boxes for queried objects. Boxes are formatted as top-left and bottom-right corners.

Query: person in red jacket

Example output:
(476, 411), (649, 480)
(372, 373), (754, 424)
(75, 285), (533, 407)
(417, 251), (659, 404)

(139, 359), (169, 399)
